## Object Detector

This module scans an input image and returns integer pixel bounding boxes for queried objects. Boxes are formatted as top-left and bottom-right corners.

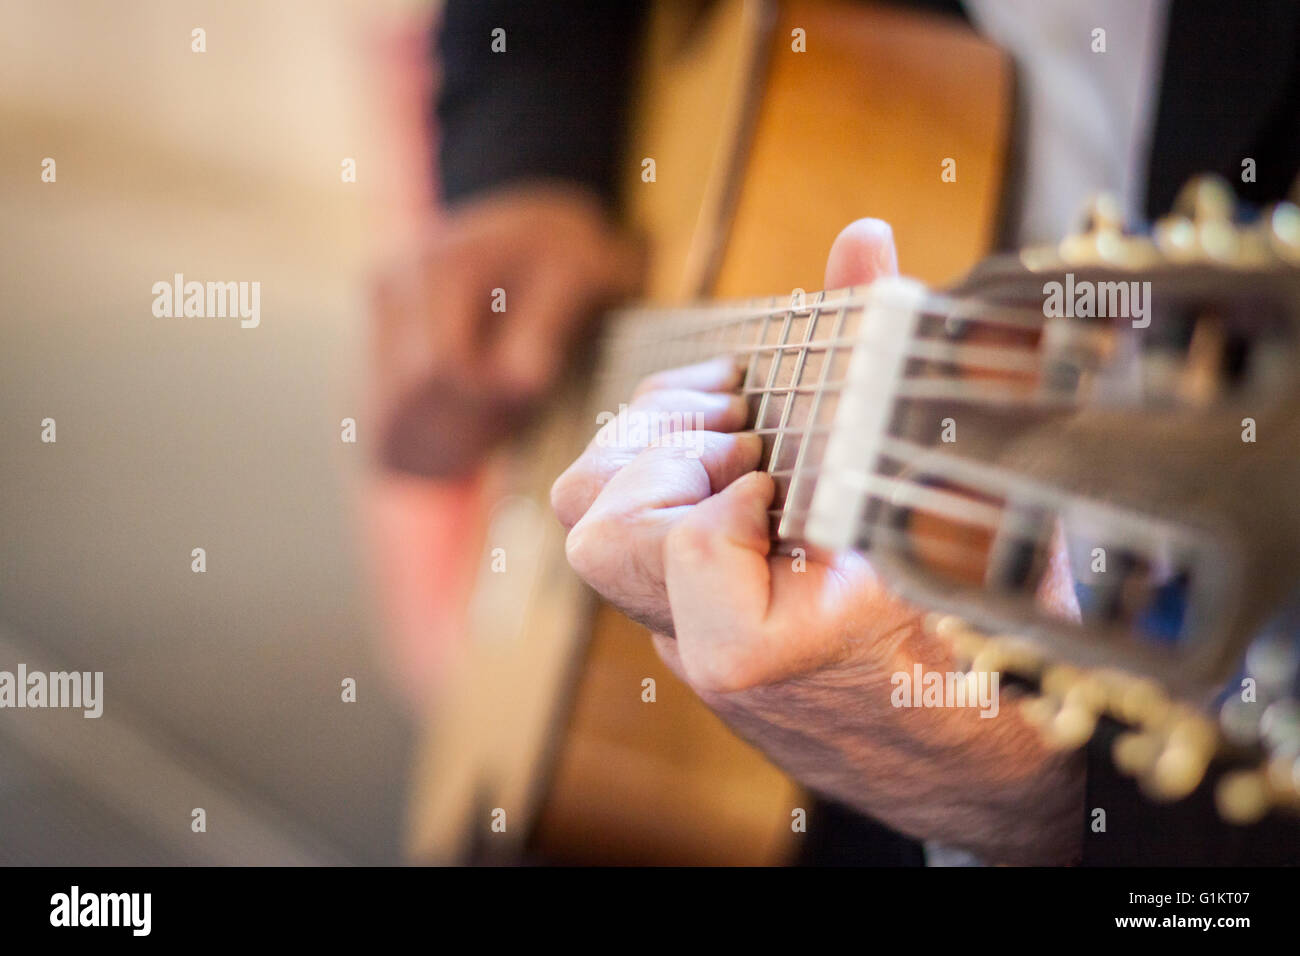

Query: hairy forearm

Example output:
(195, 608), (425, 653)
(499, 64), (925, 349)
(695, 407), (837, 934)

(697, 623), (1085, 865)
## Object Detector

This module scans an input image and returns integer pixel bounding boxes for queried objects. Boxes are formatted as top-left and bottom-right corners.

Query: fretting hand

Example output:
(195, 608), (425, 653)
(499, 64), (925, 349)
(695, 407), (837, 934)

(552, 219), (1085, 864)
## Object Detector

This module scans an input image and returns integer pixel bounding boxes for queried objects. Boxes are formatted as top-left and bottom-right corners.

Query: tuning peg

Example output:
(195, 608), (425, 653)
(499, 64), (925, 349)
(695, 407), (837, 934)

(1216, 769), (1272, 824)
(1050, 704), (1098, 749)
(1017, 693), (1094, 751)
(1079, 192), (1125, 233)
(1265, 750), (1300, 796)
(1153, 175), (1237, 263)
(1154, 175), (1300, 268)
(1172, 174), (1236, 223)
(1055, 193), (1160, 269)
(1261, 699), (1300, 753)
(1113, 730), (1163, 776)
(1037, 664), (1099, 748)
(985, 635), (1045, 676)
(1218, 694), (1263, 747)
(926, 613), (986, 662)
(1019, 193), (1159, 270)
(1265, 201), (1300, 264)
(1019, 694), (1058, 732)
(1110, 673), (1172, 727)
(1145, 712), (1217, 800)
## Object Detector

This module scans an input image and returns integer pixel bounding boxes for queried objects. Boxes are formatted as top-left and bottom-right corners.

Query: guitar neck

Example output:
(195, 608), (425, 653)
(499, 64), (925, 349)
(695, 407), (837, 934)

(595, 286), (879, 540)
(591, 271), (1217, 681)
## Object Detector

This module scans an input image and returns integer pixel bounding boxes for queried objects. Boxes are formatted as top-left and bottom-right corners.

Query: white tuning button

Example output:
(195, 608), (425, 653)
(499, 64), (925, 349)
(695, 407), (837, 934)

(1267, 202), (1300, 264)
(1057, 193), (1159, 269)
(1156, 175), (1241, 264)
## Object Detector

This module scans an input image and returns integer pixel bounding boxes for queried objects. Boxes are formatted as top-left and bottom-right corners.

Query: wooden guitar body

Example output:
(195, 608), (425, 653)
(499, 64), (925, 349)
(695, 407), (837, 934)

(407, 0), (1011, 865)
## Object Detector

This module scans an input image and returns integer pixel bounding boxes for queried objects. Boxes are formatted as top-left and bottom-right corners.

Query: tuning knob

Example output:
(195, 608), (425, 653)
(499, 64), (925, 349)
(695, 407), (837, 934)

(1174, 174), (1236, 222)
(1266, 201), (1300, 264)
(1147, 713), (1217, 801)
(1055, 193), (1159, 269)
(1153, 175), (1237, 262)
(1153, 174), (1300, 268)
(1113, 730), (1163, 776)
(1216, 770), (1271, 824)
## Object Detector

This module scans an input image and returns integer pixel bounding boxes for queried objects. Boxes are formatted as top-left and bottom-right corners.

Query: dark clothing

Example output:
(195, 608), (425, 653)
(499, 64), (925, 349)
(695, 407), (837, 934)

(436, 0), (1300, 221)
(434, 0), (1300, 866)
(435, 2), (649, 213)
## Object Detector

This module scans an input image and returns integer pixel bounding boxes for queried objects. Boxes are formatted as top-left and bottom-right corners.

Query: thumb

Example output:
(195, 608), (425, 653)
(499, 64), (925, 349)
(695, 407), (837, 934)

(663, 471), (776, 692)
(824, 218), (899, 289)
(664, 471), (886, 693)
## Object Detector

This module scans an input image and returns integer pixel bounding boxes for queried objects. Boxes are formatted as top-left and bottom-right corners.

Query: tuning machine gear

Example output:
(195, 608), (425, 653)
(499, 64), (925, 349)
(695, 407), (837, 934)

(1021, 175), (1300, 273)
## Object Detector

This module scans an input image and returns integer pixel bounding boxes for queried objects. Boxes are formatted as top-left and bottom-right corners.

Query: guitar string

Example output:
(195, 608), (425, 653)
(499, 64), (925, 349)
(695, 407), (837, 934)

(766, 290), (824, 486)
(597, 293), (1049, 395)
(763, 515), (1003, 570)
(592, 297), (1066, 540)
(781, 292), (846, 539)
(762, 433), (1083, 559)
(606, 291), (1046, 334)
(596, 337), (1044, 376)
(604, 383), (1065, 543)
(591, 296), (1178, 581)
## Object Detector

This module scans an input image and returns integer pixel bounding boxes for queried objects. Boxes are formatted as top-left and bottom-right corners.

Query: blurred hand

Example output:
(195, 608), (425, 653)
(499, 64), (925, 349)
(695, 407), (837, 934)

(552, 219), (1084, 863)
(371, 183), (643, 476)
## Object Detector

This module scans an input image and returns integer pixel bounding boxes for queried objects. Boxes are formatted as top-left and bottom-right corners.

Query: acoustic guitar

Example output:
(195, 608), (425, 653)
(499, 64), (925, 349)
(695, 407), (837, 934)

(403, 0), (1300, 864)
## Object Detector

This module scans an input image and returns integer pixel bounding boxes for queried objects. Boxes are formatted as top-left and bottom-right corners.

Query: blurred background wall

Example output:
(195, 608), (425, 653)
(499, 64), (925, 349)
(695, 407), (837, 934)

(0, 0), (431, 864)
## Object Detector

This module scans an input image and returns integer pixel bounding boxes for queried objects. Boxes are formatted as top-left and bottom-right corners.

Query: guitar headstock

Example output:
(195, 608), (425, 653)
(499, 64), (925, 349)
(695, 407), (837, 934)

(801, 178), (1300, 815)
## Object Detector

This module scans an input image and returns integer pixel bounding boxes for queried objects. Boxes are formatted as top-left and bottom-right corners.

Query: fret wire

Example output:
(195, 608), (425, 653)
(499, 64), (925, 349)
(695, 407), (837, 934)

(741, 298), (775, 412)
(598, 296), (1103, 556)
(779, 296), (847, 537)
(768, 291), (823, 478)
(748, 297), (774, 434)
(595, 295), (1071, 499)
(753, 301), (795, 458)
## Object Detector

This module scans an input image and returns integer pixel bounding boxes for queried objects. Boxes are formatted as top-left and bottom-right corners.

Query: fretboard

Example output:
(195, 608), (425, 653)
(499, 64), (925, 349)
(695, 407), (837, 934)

(593, 286), (874, 542)
(591, 279), (1057, 547)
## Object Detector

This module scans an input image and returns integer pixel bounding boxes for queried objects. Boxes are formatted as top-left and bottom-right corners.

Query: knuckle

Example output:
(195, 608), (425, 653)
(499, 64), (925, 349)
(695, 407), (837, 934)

(679, 638), (760, 695)
(564, 517), (605, 579)
(550, 467), (596, 530)
(665, 518), (716, 566)
(549, 473), (575, 527)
